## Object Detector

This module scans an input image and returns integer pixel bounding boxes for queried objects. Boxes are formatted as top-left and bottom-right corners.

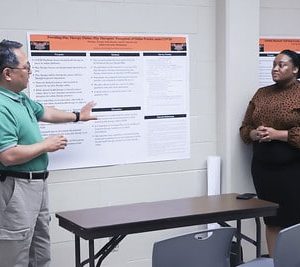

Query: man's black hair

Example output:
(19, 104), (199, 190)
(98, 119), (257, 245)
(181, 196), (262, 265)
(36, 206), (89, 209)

(0, 39), (23, 72)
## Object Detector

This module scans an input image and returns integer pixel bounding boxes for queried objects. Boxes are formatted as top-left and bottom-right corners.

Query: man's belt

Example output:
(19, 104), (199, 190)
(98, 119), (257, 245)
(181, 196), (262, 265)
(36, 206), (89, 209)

(0, 170), (49, 181)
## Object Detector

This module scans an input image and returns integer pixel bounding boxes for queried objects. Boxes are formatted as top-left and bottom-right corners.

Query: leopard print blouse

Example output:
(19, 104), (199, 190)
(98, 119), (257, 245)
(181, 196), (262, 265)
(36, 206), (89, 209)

(240, 80), (300, 149)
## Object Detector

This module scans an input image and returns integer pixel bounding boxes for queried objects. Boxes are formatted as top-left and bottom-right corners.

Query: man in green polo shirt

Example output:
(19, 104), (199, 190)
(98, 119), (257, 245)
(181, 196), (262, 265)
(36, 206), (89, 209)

(0, 39), (96, 267)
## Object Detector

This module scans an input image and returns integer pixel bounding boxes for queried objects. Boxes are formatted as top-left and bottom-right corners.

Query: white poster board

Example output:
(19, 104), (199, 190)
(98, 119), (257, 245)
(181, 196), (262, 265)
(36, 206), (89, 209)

(27, 33), (190, 170)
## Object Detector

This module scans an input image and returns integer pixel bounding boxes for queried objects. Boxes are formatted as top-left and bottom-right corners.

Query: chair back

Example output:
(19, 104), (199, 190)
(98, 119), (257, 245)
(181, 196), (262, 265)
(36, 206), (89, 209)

(152, 227), (236, 267)
(274, 223), (300, 267)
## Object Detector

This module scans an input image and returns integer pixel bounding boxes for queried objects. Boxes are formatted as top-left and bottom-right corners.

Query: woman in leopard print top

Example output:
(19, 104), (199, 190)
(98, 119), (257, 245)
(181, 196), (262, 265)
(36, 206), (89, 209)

(240, 49), (300, 257)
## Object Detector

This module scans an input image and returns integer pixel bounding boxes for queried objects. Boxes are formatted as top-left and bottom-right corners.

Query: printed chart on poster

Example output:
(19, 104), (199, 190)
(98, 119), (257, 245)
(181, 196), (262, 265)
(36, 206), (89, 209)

(27, 33), (190, 170)
(259, 37), (300, 87)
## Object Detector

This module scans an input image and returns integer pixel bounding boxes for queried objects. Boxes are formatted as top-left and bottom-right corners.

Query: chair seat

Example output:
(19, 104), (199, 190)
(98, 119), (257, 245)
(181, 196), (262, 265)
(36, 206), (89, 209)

(237, 257), (273, 267)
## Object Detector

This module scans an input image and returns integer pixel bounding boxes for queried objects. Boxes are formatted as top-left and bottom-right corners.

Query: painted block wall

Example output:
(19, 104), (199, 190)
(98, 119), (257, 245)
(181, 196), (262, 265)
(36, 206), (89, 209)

(0, 0), (216, 266)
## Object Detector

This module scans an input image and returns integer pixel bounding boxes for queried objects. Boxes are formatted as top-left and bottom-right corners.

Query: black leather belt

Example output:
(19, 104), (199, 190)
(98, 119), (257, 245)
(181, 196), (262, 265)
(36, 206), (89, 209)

(0, 170), (49, 181)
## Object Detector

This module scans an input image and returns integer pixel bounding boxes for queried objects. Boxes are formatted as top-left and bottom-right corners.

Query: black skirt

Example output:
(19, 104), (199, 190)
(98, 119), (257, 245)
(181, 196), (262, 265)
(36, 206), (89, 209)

(251, 141), (300, 227)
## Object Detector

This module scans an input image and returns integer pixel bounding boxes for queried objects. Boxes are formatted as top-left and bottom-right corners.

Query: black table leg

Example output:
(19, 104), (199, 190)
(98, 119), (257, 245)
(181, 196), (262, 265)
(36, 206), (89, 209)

(89, 239), (95, 267)
(96, 235), (126, 267)
(255, 217), (261, 257)
(236, 219), (242, 264)
(75, 235), (81, 267)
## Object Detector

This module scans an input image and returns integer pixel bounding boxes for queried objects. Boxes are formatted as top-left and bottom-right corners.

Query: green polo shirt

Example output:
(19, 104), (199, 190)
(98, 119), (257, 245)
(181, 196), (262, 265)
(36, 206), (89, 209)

(0, 87), (48, 171)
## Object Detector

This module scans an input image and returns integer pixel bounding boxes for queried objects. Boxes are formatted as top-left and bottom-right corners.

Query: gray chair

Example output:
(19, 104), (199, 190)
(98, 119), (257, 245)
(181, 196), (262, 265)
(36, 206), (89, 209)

(152, 227), (236, 267)
(237, 223), (300, 267)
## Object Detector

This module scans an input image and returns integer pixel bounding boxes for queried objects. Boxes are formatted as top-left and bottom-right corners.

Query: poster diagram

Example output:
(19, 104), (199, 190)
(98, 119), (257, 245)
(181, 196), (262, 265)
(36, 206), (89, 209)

(259, 38), (300, 87)
(27, 33), (190, 170)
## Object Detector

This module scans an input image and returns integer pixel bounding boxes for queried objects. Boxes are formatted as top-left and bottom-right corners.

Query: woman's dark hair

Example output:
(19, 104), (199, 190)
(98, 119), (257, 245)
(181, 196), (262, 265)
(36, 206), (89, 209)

(0, 39), (23, 72)
(280, 49), (300, 78)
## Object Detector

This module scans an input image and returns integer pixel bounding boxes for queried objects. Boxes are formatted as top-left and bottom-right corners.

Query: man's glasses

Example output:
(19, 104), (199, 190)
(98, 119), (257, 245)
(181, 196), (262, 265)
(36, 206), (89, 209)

(8, 62), (31, 73)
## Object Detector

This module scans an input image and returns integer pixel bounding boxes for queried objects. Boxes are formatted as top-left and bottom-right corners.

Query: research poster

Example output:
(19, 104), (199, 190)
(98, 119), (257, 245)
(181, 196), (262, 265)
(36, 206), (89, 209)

(27, 33), (190, 170)
(259, 38), (300, 87)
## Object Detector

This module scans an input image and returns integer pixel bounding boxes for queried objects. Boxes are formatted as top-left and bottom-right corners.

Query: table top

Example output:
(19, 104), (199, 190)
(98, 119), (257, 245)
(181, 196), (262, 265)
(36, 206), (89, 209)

(56, 193), (278, 240)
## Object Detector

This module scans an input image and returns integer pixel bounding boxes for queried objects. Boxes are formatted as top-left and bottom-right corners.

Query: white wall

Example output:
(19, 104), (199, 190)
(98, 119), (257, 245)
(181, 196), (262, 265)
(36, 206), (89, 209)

(1, 1), (217, 266)
(260, 0), (300, 37)
(216, 0), (260, 261)
(216, 0), (259, 194)
(3, 0), (294, 265)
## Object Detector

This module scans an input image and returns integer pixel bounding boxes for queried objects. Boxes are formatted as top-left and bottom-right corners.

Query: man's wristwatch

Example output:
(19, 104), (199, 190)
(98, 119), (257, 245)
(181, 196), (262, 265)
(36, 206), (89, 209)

(72, 111), (80, 122)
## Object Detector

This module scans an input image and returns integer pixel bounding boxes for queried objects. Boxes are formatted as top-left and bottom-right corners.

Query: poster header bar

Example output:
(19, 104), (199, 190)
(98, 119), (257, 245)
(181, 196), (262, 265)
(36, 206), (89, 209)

(29, 34), (187, 52)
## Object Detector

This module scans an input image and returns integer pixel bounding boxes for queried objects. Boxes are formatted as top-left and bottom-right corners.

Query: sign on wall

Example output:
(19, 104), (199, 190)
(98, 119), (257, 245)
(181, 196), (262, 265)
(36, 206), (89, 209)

(259, 37), (300, 87)
(27, 33), (190, 170)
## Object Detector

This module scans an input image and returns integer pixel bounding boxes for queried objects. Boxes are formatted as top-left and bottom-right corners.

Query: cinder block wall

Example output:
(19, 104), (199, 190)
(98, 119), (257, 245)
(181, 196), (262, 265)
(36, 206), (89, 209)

(0, 0), (216, 266)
